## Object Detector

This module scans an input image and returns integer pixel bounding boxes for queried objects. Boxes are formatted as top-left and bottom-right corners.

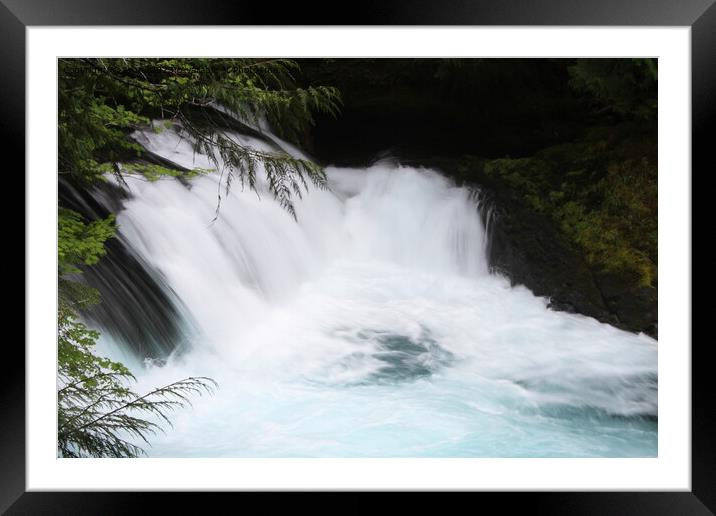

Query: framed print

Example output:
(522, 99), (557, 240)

(6, 0), (710, 513)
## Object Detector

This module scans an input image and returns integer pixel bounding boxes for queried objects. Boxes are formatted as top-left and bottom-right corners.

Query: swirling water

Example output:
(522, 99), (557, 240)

(95, 123), (657, 457)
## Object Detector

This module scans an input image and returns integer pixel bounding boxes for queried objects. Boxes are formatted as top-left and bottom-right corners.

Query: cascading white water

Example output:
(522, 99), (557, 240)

(95, 122), (657, 457)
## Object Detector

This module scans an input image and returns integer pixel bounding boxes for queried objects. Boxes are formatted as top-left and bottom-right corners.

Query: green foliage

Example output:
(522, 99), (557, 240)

(469, 127), (657, 288)
(191, 131), (327, 220)
(57, 207), (114, 314)
(568, 58), (657, 120)
(117, 162), (212, 182)
(57, 304), (216, 458)
(58, 58), (342, 213)
(58, 208), (117, 275)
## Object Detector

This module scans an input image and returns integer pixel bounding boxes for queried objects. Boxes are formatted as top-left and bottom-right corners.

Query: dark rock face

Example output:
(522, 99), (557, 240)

(455, 160), (656, 338)
(478, 189), (616, 326)
(593, 272), (658, 337)
(59, 177), (192, 358)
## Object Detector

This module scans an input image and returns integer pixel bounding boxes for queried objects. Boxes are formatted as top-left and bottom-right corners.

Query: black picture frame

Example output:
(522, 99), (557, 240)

(5, 1), (709, 513)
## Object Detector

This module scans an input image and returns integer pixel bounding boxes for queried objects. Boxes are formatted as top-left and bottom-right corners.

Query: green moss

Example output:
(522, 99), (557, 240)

(463, 126), (656, 288)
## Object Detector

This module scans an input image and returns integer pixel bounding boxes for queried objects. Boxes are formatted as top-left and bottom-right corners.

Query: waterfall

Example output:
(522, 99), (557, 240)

(89, 121), (657, 457)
